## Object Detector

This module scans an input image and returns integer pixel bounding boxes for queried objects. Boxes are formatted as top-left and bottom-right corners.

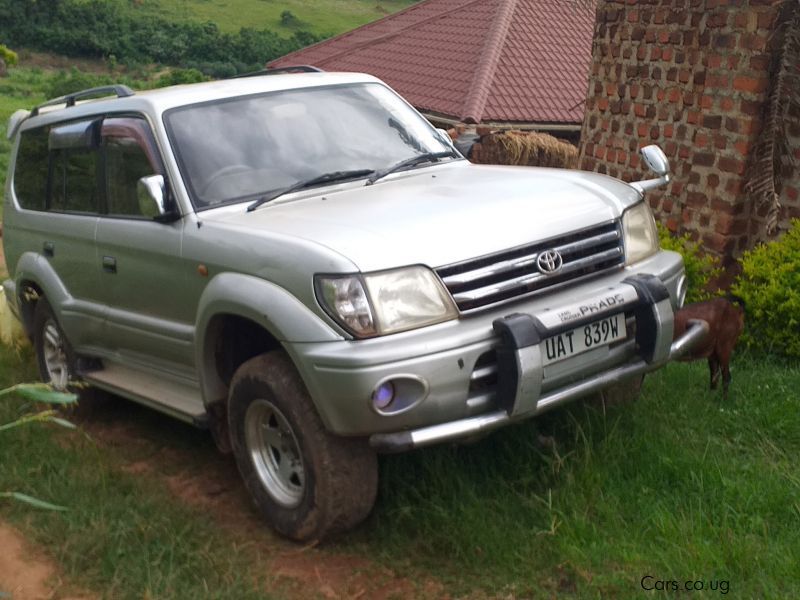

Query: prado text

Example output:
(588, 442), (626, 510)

(641, 575), (730, 595)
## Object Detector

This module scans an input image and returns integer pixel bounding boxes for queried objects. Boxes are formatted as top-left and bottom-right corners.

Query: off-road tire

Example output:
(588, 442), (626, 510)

(228, 351), (378, 542)
(32, 297), (101, 415)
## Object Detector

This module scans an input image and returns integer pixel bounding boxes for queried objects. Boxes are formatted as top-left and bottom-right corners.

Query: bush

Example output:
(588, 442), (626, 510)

(155, 67), (208, 88)
(731, 219), (800, 358)
(43, 67), (120, 98)
(280, 10), (301, 27)
(657, 223), (721, 303)
(0, 43), (19, 66)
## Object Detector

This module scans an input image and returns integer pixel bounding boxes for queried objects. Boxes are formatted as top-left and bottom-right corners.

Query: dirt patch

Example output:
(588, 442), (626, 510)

(0, 522), (93, 600)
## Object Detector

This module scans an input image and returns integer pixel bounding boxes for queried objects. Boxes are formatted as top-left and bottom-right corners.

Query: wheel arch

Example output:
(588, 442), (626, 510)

(11, 252), (72, 338)
(195, 273), (343, 407)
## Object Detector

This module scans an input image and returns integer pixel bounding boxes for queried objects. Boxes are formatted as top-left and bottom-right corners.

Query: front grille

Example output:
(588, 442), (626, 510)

(436, 221), (625, 312)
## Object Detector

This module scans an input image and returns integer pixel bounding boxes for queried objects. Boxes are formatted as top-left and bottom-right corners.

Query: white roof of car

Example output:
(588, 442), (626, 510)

(22, 71), (381, 130)
(135, 71), (379, 111)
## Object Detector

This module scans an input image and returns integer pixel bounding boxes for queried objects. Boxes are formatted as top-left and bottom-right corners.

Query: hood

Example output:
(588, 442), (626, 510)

(204, 162), (641, 272)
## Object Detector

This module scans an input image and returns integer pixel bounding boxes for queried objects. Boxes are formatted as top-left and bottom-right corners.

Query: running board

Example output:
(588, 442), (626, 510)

(82, 363), (208, 428)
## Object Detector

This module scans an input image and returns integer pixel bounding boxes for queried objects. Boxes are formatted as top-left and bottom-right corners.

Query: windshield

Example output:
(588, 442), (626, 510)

(165, 83), (457, 209)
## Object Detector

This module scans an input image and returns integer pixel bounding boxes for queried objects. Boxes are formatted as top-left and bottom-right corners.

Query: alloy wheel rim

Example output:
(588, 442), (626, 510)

(245, 399), (305, 508)
(42, 320), (70, 390)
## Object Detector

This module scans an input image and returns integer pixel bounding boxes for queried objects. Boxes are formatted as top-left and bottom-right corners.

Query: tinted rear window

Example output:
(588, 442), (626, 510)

(12, 121), (100, 214)
(13, 127), (49, 211)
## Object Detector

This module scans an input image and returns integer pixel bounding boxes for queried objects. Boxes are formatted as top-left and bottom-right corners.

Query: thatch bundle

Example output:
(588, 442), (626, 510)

(745, 0), (800, 236)
(470, 130), (579, 169)
(0, 294), (28, 350)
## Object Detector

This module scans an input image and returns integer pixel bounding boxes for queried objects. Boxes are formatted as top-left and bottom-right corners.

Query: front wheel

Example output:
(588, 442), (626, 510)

(228, 351), (378, 541)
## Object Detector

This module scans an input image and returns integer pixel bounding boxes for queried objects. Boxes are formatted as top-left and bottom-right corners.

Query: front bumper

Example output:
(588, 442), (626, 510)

(289, 251), (692, 442)
(370, 317), (708, 452)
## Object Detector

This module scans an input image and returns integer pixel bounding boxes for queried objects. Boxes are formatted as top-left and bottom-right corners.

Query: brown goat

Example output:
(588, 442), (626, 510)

(672, 296), (745, 400)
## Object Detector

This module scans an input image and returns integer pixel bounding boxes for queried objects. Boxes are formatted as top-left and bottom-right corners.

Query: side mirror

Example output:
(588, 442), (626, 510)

(137, 175), (167, 218)
(631, 144), (671, 193)
(641, 144), (670, 176)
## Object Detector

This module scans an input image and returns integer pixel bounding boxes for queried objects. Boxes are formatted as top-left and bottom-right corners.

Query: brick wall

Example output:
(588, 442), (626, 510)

(579, 0), (798, 271)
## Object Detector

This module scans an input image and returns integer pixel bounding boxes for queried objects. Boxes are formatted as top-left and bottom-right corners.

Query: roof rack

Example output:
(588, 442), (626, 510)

(31, 85), (135, 117)
(232, 65), (324, 79)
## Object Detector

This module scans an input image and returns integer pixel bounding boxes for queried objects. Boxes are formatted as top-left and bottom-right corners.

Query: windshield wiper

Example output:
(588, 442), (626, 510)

(365, 150), (460, 186)
(247, 169), (375, 212)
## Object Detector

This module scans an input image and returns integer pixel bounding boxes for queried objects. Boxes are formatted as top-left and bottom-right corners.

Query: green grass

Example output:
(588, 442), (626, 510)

(347, 355), (800, 597)
(2, 341), (797, 597)
(111, 0), (418, 37)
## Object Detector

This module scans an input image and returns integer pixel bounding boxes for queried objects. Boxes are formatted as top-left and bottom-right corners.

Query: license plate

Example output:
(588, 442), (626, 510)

(542, 313), (627, 366)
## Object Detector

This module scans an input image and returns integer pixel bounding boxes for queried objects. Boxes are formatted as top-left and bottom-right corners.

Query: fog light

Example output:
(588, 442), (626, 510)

(372, 382), (396, 410)
(370, 375), (429, 415)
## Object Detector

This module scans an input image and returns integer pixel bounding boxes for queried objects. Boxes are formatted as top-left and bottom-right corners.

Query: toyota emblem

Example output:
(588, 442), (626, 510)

(537, 249), (563, 275)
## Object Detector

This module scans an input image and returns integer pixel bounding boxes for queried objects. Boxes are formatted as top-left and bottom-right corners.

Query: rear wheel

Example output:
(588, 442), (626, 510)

(228, 351), (378, 541)
(33, 298), (100, 414)
(33, 299), (75, 391)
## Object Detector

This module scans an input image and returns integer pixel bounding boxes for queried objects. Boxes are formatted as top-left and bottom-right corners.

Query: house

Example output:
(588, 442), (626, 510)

(268, 0), (595, 135)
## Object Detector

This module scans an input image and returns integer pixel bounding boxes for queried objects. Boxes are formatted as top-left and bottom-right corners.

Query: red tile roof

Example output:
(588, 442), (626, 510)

(268, 0), (595, 125)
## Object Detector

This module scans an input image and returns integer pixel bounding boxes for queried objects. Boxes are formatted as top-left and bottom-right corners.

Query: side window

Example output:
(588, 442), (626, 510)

(102, 118), (160, 218)
(50, 148), (99, 213)
(48, 119), (101, 214)
(13, 127), (49, 211)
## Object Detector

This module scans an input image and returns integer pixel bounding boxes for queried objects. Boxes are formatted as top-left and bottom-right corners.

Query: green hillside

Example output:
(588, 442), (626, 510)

(0, 1), (421, 78)
(117, 0), (419, 37)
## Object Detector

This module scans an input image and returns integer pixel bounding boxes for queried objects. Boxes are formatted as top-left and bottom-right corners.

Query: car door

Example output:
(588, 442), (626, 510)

(8, 120), (105, 350)
(93, 116), (195, 370)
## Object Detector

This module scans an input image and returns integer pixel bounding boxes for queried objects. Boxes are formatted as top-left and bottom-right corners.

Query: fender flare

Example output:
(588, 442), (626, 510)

(11, 252), (73, 334)
(195, 272), (343, 404)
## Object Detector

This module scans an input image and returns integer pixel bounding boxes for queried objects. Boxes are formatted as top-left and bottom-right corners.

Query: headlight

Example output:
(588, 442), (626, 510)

(316, 266), (457, 337)
(315, 275), (377, 337)
(622, 201), (659, 265)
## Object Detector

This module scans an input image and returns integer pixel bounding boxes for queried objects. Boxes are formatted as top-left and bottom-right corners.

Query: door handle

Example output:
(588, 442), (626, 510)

(102, 256), (117, 274)
(43, 241), (55, 257)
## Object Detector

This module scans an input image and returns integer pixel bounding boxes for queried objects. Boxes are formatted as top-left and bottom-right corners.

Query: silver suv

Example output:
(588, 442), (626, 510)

(3, 70), (706, 541)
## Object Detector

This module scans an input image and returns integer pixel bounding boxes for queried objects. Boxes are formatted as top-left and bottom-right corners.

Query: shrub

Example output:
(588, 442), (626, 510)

(155, 67), (208, 88)
(280, 10), (301, 27)
(731, 219), (800, 358)
(0, 43), (19, 67)
(42, 67), (120, 98)
(657, 223), (721, 303)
